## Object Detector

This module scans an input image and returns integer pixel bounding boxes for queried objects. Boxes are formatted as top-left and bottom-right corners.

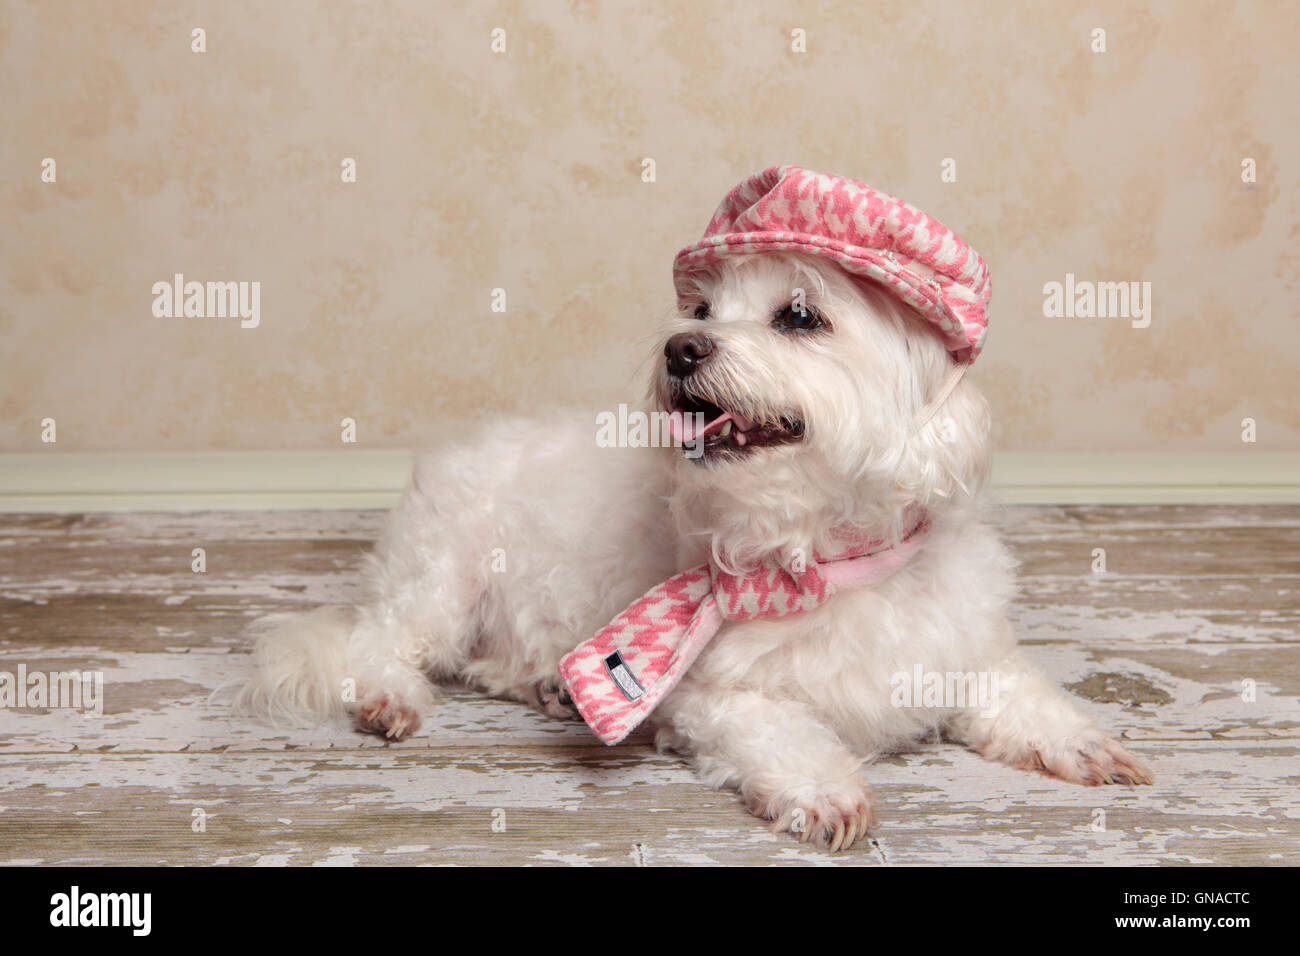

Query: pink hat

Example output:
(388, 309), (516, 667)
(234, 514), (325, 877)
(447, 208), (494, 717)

(672, 166), (991, 363)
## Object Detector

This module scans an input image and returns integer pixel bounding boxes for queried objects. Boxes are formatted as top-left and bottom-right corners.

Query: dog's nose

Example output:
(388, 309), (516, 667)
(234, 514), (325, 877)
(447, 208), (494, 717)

(664, 331), (715, 378)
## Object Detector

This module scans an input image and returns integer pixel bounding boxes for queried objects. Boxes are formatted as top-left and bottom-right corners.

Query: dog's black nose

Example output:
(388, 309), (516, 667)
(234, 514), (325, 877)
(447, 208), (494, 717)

(664, 331), (714, 378)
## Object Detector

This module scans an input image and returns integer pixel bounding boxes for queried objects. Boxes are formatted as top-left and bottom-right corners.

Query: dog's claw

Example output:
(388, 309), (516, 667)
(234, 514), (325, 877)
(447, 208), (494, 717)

(751, 777), (876, 853)
(355, 693), (421, 742)
(528, 679), (578, 720)
(997, 733), (1153, 787)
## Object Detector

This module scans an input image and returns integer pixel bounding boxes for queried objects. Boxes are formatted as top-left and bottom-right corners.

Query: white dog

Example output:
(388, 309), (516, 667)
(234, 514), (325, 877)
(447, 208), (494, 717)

(236, 174), (1151, 852)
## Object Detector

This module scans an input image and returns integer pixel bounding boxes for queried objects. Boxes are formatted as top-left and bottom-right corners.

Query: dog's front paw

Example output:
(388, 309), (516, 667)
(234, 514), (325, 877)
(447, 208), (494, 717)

(355, 692), (421, 741)
(1011, 732), (1153, 786)
(526, 679), (577, 720)
(746, 776), (879, 852)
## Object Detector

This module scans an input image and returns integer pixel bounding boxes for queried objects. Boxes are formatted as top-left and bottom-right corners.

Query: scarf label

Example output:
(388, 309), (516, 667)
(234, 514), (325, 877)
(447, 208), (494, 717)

(604, 651), (645, 701)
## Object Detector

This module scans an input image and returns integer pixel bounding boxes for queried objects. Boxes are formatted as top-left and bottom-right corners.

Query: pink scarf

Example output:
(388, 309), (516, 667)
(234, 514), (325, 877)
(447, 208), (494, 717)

(559, 512), (930, 744)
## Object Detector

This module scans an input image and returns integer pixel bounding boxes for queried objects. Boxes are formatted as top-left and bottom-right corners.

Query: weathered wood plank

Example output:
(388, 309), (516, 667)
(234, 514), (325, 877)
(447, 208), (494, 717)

(0, 506), (1296, 865)
(4, 508), (1297, 651)
(0, 742), (1290, 866)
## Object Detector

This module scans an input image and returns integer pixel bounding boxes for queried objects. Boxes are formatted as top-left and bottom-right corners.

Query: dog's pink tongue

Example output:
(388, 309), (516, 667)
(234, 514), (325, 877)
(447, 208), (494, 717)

(670, 409), (732, 443)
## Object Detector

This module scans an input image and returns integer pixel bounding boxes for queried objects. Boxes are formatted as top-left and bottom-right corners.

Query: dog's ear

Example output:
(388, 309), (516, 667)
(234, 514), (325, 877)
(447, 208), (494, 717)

(896, 362), (992, 507)
(845, 279), (992, 508)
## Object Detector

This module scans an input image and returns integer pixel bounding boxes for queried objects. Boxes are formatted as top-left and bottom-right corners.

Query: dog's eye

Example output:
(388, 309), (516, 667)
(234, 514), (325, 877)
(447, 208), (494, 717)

(693, 303), (709, 321)
(774, 303), (824, 333)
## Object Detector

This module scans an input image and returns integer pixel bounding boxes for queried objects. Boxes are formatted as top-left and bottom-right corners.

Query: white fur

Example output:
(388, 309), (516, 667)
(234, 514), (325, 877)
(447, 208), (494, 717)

(234, 252), (1150, 851)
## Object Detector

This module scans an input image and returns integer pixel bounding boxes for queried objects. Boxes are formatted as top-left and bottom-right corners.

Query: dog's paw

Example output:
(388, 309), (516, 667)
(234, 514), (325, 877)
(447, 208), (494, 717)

(355, 692), (421, 741)
(1007, 732), (1153, 786)
(527, 679), (577, 720)
(746, 777), (879, 852)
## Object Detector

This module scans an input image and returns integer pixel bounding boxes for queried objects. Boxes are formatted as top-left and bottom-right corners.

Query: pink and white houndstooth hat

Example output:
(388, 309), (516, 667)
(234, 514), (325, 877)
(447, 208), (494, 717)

(672, 166), (992, 363)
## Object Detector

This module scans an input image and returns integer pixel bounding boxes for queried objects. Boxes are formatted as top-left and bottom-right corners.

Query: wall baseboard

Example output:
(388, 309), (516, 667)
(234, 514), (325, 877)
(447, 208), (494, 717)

(0, 450), (1297, 512)
(988, 452), (1300, 504)
(0, 451), (412, 512)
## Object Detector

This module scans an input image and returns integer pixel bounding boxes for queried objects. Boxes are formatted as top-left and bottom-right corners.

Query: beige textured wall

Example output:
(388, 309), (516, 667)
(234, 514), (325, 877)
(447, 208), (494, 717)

(2, 0), (1297, 453)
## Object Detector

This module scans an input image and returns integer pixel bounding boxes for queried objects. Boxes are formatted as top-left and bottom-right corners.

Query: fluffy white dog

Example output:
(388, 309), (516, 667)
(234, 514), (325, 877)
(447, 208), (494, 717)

(235, 243), (1151, 851)
(240, 162), (1156, 852)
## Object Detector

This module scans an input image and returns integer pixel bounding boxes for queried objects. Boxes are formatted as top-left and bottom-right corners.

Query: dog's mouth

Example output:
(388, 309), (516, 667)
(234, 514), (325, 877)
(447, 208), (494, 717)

(668, 395), (804, 459)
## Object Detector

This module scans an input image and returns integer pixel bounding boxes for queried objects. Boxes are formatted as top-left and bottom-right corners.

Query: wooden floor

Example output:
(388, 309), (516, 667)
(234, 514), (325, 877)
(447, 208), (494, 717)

(0, 505), (1296, 866)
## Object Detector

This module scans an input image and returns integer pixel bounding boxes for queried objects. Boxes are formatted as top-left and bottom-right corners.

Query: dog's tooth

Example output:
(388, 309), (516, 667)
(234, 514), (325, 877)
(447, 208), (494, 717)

(720, 420), (732, 437)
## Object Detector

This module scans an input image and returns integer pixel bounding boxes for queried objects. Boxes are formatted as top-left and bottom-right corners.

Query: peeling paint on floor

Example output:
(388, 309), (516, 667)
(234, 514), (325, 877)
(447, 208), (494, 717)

(0, 506), (1297, 865)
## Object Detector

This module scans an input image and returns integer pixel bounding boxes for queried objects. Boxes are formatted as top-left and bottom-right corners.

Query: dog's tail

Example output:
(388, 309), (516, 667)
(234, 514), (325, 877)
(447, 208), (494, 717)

(230, 605), (355, 725)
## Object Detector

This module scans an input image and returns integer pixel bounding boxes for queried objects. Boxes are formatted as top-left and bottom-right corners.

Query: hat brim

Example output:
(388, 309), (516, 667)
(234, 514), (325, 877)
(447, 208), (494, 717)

(673, 232), (985, 363)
